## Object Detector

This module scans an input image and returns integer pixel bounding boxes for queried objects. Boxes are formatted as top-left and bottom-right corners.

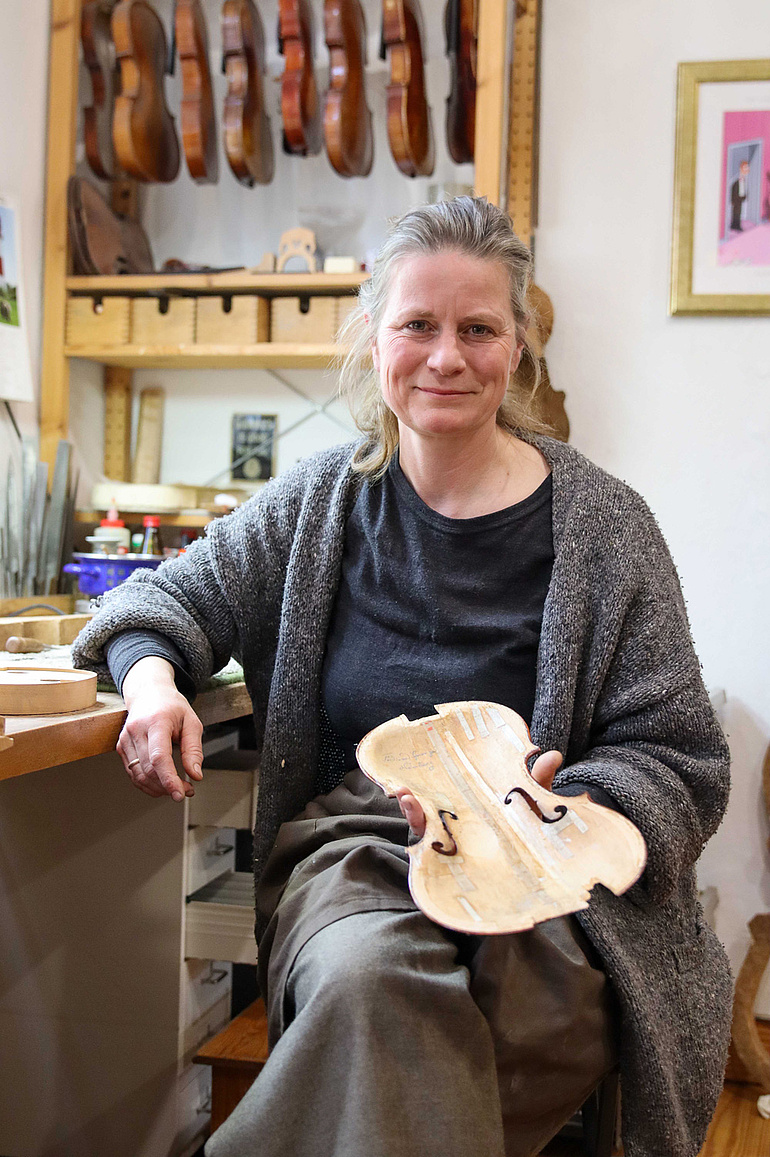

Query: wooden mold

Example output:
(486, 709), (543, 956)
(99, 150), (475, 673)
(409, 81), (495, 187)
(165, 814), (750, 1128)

(270, 296), (337, 344)
(0, 667), (98, 715)
(132, 296), (196, 345)
(358, 701), (647, 935)
(65, 296), (131, 346)
(196, 296), (270, 345)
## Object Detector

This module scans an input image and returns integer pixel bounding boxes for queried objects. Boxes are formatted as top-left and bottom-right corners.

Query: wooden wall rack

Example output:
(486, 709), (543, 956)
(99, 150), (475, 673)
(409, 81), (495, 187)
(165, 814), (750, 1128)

(39, 0), (520, 476)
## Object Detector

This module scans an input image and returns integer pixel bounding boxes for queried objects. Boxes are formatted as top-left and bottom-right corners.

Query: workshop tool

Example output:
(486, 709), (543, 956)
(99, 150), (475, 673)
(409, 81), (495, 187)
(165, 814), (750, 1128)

(4, 637), (53, 654)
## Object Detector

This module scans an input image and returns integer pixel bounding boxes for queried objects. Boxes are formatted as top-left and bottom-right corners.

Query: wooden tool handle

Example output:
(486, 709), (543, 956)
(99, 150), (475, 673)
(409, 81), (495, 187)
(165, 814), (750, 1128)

(5, 637), (50, 654)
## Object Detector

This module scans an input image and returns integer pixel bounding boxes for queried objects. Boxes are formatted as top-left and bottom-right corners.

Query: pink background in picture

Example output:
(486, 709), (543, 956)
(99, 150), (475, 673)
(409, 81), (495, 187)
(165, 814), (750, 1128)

(718, 109), (770, 265)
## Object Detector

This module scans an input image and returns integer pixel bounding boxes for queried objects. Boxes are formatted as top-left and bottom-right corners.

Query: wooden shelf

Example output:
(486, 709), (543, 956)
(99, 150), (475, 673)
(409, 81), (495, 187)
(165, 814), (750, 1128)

(66, 271), (369, 297)
(64, 342), (346, 369)
(76, 510), (214, 528)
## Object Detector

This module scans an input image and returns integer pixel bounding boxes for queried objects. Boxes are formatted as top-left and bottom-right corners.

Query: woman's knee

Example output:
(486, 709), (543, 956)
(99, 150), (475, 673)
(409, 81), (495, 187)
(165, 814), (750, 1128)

(289, 909), (456, 1012)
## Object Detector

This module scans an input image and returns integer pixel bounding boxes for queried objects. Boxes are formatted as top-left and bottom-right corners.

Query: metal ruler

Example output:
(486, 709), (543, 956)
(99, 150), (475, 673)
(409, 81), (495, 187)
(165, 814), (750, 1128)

(507, 0), (543, 250)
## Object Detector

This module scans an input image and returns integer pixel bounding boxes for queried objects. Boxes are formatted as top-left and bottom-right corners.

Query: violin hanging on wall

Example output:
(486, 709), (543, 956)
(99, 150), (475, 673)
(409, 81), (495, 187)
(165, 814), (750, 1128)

(174, 0), (219, 182)
(381, 0), (435, 178)
(278, 0), (323, 157)
(221, 0), (275, 186)
(323, 0), (374, 178)
(111, 0), (181, 182)
(358, 701), (646, 935)
(444, 0), (476, 164)
(82, 0), (121, 180)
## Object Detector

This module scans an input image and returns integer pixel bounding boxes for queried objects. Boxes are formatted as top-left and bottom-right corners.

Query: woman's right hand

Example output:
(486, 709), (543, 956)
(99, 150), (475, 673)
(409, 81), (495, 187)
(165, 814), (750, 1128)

(117, 656), (204, 801)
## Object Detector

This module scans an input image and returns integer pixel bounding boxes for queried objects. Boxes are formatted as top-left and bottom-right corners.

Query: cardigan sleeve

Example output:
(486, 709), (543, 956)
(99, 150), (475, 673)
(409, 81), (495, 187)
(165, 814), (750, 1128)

(552, 509), (730, 908)
(70, 530), (239, 688)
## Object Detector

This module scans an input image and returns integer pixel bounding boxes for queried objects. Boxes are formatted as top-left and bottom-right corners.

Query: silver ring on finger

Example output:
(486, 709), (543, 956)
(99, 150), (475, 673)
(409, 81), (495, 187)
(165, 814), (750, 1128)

(127, 758), (141, 769)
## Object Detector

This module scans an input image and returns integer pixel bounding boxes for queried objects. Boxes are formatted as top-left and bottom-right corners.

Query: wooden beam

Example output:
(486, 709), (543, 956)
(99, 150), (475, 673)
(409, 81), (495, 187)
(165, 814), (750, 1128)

(40, 0), (82, 480)
(474, 0), (512, 205)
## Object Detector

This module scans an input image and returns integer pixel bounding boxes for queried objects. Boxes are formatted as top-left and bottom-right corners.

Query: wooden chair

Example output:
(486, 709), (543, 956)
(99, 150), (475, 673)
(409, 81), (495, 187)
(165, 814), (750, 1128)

(552, 1068), (620, 1156)
(196, 1001), (621, 1155)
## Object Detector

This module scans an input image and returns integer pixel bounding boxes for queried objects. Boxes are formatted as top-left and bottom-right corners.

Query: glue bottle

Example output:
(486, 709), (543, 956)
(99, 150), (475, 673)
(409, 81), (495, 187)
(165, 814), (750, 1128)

(92, 503), (131, 553)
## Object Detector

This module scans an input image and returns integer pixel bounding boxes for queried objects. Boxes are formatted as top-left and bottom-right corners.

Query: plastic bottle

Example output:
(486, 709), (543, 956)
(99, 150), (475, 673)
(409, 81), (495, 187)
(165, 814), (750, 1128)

(92, 503), (131, 553)
(140, 515), (163, 556)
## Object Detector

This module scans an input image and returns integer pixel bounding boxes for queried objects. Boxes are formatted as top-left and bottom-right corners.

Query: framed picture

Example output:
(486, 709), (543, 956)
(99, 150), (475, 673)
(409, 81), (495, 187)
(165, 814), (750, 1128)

(231, 413), (277, 482)
(670, 59), (770, 315)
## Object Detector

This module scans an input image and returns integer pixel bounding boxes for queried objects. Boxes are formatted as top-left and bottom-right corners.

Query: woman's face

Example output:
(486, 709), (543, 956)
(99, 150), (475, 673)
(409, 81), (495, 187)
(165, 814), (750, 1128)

(370, 249), (523, 444)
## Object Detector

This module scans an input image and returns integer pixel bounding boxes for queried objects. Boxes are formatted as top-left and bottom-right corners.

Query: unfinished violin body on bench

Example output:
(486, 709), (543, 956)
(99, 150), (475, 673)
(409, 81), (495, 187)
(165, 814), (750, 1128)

(357, 700), (647, 935)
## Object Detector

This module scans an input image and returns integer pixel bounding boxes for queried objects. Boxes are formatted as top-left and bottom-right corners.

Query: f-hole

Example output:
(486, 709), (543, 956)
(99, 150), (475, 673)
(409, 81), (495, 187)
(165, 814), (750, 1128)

(504, 787), (567, 825)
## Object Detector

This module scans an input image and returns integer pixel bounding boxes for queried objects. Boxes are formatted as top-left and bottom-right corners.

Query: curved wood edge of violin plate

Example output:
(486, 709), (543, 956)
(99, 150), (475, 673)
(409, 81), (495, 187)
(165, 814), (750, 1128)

(357, 700), (647, 935)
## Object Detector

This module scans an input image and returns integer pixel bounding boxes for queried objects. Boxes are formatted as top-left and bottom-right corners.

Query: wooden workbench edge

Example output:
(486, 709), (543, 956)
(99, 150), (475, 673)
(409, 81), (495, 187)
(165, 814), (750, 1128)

(0, 681), (253, 782)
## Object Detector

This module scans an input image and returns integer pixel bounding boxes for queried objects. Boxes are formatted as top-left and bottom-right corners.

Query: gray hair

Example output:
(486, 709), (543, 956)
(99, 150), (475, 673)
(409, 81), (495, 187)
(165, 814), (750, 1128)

(337, 196), (548, 477)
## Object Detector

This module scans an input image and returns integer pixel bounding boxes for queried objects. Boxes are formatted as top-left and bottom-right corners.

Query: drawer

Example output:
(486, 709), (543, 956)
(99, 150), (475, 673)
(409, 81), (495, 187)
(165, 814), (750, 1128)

(176, 1061), (212, 1153)
(65, 296), (131, 346)
(189, 749), (259, 830)
(270, 295), (337, 343)
(334, 294), (359, 338)
(196, 295), (269, 344)
(180, 990), (232, 1068)
(132, 296), (196, 345)
(182, 958), (233, 1029)
(185, 871), (256, 964)
(186, 826), (236, 895)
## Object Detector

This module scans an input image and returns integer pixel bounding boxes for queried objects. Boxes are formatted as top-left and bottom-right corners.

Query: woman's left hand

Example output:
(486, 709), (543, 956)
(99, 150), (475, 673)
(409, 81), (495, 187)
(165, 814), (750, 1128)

(395, 749), (564, 840)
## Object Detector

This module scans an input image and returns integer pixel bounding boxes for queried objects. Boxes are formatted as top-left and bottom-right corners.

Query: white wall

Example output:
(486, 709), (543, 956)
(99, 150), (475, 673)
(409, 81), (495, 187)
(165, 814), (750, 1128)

(537, 0), (770, 1008)
(0, 0), (49, 455)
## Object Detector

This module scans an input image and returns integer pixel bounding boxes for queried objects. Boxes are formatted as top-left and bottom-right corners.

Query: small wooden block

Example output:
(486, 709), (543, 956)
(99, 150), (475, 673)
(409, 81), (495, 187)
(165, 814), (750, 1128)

(65, 297), (131, 346)
(323, 256), (358, 273)
(270, 296), (337, 344)
(0, 667), (97, 715)
(0, 614), (91, 650)
(196, 296), (270, 345)
(132, 297), (196, 345)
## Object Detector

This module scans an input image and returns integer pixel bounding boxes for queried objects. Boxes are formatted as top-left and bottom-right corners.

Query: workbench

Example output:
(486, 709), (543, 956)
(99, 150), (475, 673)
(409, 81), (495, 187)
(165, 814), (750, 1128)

(0, 671), (255, 1157)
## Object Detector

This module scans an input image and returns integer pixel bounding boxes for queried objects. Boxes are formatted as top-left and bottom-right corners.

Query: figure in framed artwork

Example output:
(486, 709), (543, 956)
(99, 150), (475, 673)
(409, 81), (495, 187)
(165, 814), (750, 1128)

(730, 159), (750, 230)
(717, 111), (770, 268)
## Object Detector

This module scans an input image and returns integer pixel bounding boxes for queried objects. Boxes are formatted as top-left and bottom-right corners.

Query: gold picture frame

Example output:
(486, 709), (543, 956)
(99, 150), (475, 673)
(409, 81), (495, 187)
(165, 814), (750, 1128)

(670, 59), (770, 316)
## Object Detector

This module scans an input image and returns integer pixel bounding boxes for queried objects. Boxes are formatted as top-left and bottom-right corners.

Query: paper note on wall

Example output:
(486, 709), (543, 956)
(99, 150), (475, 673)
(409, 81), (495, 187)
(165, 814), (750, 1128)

(0, 198), (34, 402)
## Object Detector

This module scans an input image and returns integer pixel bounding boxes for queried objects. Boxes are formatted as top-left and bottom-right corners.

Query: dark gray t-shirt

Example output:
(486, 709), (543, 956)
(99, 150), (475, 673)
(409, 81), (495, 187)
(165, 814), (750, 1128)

(321, 457), (554, 774)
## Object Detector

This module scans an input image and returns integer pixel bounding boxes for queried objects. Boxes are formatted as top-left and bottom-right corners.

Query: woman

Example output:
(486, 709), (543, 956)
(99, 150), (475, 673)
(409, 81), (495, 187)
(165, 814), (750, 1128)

(73, 197), (732, 1157)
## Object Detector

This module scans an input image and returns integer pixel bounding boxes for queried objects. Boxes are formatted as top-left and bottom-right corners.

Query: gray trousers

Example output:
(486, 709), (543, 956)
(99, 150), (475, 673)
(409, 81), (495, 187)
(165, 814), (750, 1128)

(205, 906), (618, 1157)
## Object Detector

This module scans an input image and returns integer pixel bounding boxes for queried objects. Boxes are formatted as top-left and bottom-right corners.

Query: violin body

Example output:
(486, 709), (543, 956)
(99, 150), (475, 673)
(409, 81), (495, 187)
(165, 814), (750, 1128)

(323, 0), (373, 177)
(357, 701), (646, 935)
(175, 0), (218, 182)
(111, 0), (180, 182)
(444, 0), (476, 164)
(222, 0), (275, 186)
(382, 0), (435, 178)
(82, 0), (121, 180)
(279, 0), (323, 156)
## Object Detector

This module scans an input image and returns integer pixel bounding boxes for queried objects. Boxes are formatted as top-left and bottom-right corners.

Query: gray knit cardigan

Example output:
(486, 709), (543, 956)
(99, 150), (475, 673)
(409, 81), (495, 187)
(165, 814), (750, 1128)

(73, 434), (733, 1157)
